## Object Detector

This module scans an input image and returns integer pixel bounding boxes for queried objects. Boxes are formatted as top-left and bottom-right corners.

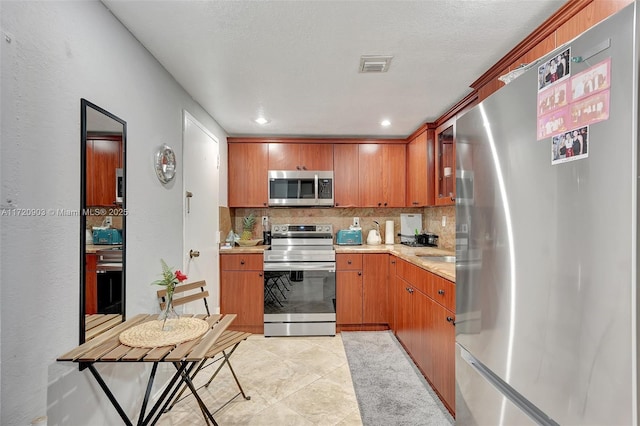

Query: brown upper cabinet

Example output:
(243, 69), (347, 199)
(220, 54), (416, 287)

(229, 141), (406, 208)
(228, 143), (268, 207)
(333, 144), (360, 208)
(359, 144), (406, 207)
(434, 118), (455, 206)
(472, 0), (633, 103)
(86, 136), (122, 207)
(268, 143), (333, 171)
(406, 128), (435, 207)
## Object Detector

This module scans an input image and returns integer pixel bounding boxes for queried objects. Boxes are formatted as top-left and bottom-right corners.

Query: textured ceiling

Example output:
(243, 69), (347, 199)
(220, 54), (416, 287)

(102, 0), (568, 138)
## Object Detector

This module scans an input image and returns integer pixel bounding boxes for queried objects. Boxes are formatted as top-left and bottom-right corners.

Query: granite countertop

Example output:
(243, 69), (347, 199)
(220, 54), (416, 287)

(85, 244), (122, 254)
(219, 244), (271, 254)
(220, 244), (455, 282)
(335, 244), (455, 282)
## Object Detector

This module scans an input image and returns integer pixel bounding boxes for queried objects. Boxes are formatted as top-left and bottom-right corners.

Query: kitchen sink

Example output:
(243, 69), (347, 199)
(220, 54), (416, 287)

(417, 255), (456, 263)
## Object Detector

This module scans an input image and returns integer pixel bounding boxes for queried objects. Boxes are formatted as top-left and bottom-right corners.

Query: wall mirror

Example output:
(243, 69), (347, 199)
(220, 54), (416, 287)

(80, 99), (126, 343)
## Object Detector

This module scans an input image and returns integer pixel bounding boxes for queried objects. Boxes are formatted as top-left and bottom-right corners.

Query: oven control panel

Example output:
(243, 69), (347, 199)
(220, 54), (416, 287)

(271, 224), (333, 235)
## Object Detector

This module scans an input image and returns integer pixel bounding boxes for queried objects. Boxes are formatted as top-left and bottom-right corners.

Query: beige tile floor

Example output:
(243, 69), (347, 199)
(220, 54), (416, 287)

(158, 334), (363, 426)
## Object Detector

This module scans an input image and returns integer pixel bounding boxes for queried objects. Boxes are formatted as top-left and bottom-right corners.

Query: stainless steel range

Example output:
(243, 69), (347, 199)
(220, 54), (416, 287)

(263, 224), (336, 336)
(95, 247), (123, 314)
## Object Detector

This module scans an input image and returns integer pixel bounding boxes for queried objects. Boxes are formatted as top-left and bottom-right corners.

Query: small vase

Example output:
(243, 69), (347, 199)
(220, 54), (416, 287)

(159, 290), (179, 331)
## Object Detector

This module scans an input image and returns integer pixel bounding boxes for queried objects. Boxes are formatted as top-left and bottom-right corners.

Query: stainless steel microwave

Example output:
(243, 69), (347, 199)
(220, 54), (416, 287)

(268, 170), (334, 207)
(115, 168), (123, 204)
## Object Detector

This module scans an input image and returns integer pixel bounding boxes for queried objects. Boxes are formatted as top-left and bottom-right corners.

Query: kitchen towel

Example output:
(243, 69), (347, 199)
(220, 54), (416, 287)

(385, 220), (394, 245)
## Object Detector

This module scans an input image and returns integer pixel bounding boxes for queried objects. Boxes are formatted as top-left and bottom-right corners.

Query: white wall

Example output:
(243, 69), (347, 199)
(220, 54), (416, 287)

(0, 1), (228, 424)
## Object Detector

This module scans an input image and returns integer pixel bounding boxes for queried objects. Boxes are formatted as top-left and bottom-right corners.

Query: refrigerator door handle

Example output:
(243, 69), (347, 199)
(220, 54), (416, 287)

(459, 345), (560, 426)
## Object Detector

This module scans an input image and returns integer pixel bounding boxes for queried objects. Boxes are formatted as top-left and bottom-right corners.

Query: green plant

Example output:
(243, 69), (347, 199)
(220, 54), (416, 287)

(152, 259), (187, 294)
(241, 213), (255, 240)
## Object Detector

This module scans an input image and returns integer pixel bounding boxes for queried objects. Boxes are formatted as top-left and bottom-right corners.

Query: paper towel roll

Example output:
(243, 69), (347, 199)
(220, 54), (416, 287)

(385, 220), (394, 245)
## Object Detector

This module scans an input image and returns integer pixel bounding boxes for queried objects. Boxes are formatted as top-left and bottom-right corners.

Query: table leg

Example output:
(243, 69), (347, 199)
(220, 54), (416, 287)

(88, 364), (133, 426)
(140, 362), (189, 425)
(88, 361), (214, 426)
(171, 362), (218, 426)
(164, 358), (208, 411)
(137, 363), (159, 425)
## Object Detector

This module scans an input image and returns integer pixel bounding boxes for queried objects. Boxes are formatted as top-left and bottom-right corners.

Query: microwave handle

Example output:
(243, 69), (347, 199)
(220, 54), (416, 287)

(314, 173), (318, 202)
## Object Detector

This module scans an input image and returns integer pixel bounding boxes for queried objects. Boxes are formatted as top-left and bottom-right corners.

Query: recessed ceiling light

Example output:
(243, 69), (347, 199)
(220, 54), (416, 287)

(381, 119), (391, 127)
(254, 117), (270, 125)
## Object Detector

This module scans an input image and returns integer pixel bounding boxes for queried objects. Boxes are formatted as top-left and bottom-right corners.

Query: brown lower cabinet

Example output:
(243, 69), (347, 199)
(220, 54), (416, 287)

(336, 253), (389, 328)
(218, 251), (454, 412)
(393, 256), (455, 414)
(395, 276), (432, 377)
(220, 253), (264, 333)
(85, 253), (98, 315)
(431, 299), (456, 410)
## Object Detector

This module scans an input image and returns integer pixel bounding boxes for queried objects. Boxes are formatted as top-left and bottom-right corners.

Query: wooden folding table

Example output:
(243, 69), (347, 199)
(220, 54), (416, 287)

(57, 313), (251, 426)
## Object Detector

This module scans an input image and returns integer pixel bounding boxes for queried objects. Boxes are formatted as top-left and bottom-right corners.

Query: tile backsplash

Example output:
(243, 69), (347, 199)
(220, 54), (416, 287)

(230, 205), (456, 250)
(86, 212), (123, 230)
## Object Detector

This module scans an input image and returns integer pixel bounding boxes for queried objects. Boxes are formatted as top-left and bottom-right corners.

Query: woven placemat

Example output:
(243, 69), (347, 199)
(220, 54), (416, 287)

(119, 317), (210, 348)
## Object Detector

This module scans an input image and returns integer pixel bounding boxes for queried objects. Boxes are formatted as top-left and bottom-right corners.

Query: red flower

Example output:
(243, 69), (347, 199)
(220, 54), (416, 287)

(175, 270), (188, 282)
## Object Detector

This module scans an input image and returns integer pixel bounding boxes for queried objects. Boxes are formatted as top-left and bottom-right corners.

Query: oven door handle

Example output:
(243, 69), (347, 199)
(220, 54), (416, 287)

(264, 262), (336, 272)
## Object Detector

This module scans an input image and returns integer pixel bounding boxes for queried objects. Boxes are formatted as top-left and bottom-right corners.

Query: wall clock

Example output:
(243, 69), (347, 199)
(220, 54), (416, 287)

(155, 144), (176, 184)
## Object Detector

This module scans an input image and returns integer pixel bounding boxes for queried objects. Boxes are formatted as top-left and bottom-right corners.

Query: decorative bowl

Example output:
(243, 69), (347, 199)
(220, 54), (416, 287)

(237, 239), (263, 247)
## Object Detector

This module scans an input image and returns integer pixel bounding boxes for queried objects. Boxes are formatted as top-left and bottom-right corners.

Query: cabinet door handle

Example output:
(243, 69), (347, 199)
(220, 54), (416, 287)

(383, 202), (388, 207)
(347, 260), (352, 264)
(377, 202), (382, 207)
(358, 271), (362, 276)
(302, 165), (307, 170)
(259, 273), (263, 277)
(446, 316), (455, 325)
(296, 165), (301, 170)
(412, 201), (419, 205)
(451, 196), (456, 202)
(438, 289), (445, 295)
(240, 260), (245, 265)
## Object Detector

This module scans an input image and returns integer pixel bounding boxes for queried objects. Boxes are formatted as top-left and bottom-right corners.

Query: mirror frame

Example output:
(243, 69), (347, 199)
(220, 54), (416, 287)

(80, 99), (127, 344)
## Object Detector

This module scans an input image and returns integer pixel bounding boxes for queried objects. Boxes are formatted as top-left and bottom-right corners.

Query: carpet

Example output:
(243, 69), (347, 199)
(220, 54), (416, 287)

(341, 331), (454, 426)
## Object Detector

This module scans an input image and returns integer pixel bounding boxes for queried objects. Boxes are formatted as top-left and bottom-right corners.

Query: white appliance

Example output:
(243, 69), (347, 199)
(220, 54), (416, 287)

(399, 213), (421, 244)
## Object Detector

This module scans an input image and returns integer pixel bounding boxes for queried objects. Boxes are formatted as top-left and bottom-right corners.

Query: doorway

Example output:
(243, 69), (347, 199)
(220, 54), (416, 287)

(182, 111), (220, 313)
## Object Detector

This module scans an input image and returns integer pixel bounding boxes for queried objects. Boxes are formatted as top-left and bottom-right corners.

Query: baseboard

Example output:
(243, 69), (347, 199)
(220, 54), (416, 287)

(337, 324), (389, 332)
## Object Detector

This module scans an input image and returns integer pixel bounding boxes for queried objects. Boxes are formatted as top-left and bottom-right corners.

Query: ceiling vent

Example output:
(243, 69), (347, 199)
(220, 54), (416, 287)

(359, 55), (393, 73)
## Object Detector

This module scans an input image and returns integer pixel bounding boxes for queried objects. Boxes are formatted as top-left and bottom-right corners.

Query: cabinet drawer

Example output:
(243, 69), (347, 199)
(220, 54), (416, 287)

(396, 259), (429, 294)
(336, 253), (363, 270)
(431, 275), (455, 312)
(220, 253), (263, 271)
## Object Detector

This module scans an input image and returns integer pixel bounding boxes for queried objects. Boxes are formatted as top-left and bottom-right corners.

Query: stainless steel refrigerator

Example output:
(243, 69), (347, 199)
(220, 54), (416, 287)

(455, 3), (638, 425)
